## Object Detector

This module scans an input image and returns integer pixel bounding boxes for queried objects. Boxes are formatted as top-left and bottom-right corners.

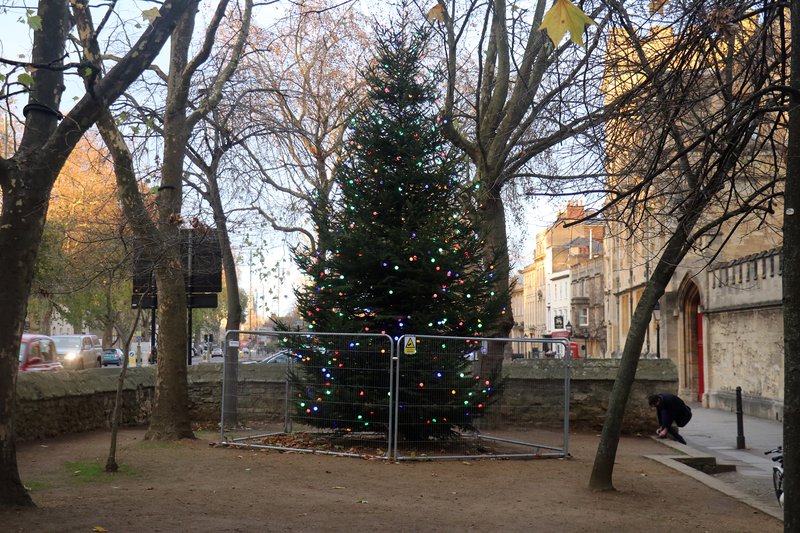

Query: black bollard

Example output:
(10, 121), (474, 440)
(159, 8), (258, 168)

(736, 386), (746, 449)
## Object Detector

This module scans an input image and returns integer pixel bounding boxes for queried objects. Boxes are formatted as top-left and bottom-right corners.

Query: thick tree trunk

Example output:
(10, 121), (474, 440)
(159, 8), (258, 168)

(0, 0), (191, 505)
(480, 190), (514, 338)
(146, 258), (193, 439)
(476, 182), (514, 384)
(783, 0), (800, 526)
(0, 0), (71, 508)
(144, 7), (197, 441)
(0, 173), (53, 507)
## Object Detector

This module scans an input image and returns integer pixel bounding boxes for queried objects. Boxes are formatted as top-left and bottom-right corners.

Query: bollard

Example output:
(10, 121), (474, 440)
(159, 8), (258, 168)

(736, 386), (746, 449)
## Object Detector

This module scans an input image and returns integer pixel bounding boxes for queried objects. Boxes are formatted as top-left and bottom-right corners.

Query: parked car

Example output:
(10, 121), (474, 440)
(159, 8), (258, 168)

(19, 333), (63, 372)
(243, 349), (293, 365)
(210, 347), (224, 359)
(51, 334), (103, 369)
(102, 348), (125, 366)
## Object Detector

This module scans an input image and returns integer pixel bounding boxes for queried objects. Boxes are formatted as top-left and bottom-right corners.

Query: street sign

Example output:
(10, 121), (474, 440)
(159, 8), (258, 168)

(404, 337), (417, 355)
(188, 293), (218, 309)
(131, 294), (157, 309)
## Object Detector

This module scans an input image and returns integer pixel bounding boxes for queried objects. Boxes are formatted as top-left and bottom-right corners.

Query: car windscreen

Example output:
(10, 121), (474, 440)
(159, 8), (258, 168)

(52, 337), (81, 350)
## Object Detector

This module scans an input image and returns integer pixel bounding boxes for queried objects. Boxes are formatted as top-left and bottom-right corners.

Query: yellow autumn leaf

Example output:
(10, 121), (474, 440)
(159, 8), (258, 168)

(141, 7), (161, 24)
(427, 3), (446, 23)
(539, 0), (596, 48)
(93, 527), (109, 533)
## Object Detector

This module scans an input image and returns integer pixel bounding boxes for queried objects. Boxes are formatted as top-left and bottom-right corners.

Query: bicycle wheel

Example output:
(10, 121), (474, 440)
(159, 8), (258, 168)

(773, 468), (784, 507)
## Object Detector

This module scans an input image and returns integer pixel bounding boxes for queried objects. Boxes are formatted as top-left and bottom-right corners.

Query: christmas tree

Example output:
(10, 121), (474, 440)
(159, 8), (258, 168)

(289, 21), (508, 440)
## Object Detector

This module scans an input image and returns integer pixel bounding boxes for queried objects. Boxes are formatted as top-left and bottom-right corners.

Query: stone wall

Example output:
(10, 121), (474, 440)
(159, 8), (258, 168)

(499, 358), (677, 433)
(15, 359), (678, 442)
(705, 247), (784, 421)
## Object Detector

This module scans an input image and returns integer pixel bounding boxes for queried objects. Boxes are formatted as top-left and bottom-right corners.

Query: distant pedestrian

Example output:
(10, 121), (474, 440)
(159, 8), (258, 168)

(648, 393), (692, 444)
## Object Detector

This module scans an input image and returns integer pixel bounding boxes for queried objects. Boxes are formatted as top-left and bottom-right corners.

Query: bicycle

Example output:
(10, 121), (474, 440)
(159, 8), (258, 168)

(765, 446), (784, 508)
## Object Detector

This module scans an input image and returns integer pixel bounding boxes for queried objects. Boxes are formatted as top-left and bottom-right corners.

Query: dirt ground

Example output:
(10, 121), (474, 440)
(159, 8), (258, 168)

(0, 426), (782, 533)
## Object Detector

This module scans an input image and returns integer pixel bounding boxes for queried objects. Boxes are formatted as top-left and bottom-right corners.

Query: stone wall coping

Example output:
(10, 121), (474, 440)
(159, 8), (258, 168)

(16, 359), (677, 401)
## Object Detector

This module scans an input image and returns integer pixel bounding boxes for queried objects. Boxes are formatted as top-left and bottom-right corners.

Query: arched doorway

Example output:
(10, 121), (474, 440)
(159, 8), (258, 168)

(681, 281), (703, 401)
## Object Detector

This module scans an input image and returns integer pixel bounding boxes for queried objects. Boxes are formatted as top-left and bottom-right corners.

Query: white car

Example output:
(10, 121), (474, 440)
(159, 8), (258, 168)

(51, 334), (103, 369)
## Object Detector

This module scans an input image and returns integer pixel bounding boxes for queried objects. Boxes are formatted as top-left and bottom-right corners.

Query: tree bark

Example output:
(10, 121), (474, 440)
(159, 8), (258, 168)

(0, 0), (70, 508)
(0, 0), (192, 507)
(0, 172), (55, 507)
(783, 0), (800, 526)
(144, 6), (198, 441)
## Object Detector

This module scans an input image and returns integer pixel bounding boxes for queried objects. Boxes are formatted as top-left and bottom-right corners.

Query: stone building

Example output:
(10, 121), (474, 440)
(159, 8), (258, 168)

(516, 203), (606, 357)
(569, 250), (606, 358)
(600, 23), (784, 419)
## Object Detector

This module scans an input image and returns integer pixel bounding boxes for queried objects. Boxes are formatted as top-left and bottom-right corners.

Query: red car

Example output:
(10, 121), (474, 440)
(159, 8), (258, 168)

(19, 333), (64, 373)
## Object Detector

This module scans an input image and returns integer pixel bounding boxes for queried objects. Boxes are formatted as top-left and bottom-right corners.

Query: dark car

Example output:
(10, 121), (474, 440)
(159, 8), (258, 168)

(102, 348), (125, 366)
(242, 349), (293, 365)
(19, 333), (64, 373)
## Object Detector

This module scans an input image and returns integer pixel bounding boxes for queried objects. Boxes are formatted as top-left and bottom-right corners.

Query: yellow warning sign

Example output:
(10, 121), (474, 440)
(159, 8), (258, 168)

(404, 337), (417, 355)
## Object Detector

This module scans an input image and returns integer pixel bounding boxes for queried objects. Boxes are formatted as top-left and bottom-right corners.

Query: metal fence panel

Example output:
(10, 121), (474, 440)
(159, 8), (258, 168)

(220, 330), (570, 462)
(221, 330), (395, 459)
(393, 335), (570, 461)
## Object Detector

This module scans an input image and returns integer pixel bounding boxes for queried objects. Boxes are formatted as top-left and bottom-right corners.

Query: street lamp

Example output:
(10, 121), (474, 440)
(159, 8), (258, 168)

(653, 302), (661, 359)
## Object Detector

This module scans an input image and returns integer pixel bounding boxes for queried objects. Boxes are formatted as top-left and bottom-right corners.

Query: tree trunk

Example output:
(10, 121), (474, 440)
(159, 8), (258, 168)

(106, 333), (131, 472)
(0, 0), (191, 505)
(477, 181), (514, 382)
(0, 0), (71, 507)
(589, 218), (698, 491)
(217, 212), (240, 426)
(0, 171), (53, 507)
(480, 188), (514, 337)
(144, 6), (197, 441)
(783, 0), (800, 526)
(147, 258), (193, 439)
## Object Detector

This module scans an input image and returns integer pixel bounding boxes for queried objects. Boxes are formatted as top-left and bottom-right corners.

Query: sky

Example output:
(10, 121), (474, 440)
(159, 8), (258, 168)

(0, 1), (576, 321)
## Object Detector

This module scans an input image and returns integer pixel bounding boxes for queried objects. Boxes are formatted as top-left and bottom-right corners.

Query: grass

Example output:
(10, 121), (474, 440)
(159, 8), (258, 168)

(23, 480), (51, 492)
(64, 461), (137, 483)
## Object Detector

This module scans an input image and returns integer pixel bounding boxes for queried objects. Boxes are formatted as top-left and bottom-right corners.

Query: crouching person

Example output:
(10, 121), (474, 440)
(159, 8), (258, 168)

(648, 393), (692, 445)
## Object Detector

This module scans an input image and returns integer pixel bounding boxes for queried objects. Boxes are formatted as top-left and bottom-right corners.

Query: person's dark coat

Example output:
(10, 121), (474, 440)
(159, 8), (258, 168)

(656, 393), (692, 429)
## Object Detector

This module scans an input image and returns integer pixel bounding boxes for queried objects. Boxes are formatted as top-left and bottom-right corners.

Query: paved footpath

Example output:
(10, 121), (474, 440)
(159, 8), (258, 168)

(649, 403), (784, 521)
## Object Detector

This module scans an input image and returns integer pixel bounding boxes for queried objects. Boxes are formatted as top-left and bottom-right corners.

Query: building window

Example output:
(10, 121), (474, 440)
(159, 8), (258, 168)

(579, 308), (589, 327)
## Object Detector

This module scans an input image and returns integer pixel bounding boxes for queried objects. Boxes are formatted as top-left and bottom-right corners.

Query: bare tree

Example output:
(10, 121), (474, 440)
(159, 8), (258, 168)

(236, 0), (370, 257)
(586, 1), (786, 490)
(74, 0), (254, 439)
(426, 0), (620, 340)
(0, 0), (193, 508)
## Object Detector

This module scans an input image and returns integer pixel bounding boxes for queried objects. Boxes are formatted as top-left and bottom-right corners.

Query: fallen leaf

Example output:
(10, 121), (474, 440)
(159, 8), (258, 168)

(356, 499), (368, 504)
(93, 527), (109, 532)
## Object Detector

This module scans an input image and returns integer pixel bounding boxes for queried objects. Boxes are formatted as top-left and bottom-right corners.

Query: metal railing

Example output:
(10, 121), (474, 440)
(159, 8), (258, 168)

(220, 330), (570, 461)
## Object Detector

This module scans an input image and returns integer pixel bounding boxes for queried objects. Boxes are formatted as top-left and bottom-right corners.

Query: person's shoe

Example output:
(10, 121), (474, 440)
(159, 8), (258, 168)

(675, 434), (687, 445)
